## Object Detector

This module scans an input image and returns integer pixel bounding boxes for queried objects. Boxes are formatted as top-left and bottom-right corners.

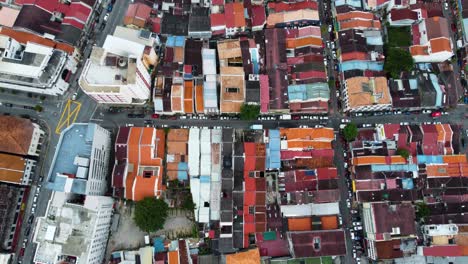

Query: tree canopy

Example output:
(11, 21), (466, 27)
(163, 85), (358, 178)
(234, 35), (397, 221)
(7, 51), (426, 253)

(384, 47), (414, 79)
(181, 195), (196, 211)
(396, 148), (410, 159)
(240, 104), (260, 121)
(343, 123), (358, 142)
(415, 202), (430, 221)
(134, 197), (169, 233)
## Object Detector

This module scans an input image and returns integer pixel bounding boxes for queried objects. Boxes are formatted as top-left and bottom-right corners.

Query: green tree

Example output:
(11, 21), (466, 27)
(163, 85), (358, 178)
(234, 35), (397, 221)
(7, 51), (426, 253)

(343, 123), (358, 142)
(415, 202), (430, 221)
(134, 197), (169, 233)
(240, 104), (260, 121)
(34, 105), (43, 112)
(40, 95), (46, 101)
(396, 148), (410, 159)
(181, 195), (196, 211)
(384, 47), (414, 79)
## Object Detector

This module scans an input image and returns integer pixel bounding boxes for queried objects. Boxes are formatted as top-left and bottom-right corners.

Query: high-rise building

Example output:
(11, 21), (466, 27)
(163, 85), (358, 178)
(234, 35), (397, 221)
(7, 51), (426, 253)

(33, 192), (114, 264)
(47, 123), (111, 196)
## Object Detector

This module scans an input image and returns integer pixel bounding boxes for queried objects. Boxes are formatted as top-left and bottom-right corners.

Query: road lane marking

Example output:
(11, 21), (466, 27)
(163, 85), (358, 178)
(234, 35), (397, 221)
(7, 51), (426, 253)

(55, 100), (81, 134)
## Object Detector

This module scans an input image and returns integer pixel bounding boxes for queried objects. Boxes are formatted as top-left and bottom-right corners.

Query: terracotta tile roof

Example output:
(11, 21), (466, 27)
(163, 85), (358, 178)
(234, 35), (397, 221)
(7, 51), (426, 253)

(426, 163), (468, 177)
(268, 0), (318, 12)
(442, 155), (467, 164)
(430, 38), (452, 53)
(288, 217), (312, 231)
(167, 250), (179, 264)
(217, 39), (242, 59)
(210, 13), (226, 27)
(119, 127), (165, 201)
(321, 215), (338, 230)
(0, 115), (34, 156)
(410, 45), (429, 56)
(225, 3), (245, 28)
(0, 153), (26, 184)
(226, 248), (260, 264)
(340, 19), (381, 30)
(337, 11), (376, 21)
(352, 156), (407, 166)
(280, 128), (334, 141)
(266, 10), (319, 27)
(345, 77), (391, 109)
(341, 51), (368, 61)
(171, 84), (183, 112)
(195, 84), (204, 113)
(0, 27), (74, 54)
(124, 3), (151, 28)
(286, 37), (322, 49)
(183, 80), (194, 114)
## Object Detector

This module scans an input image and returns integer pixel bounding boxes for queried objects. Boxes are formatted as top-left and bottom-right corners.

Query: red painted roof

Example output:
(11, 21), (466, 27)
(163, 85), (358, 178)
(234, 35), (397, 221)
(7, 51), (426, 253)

(268, 0), (318, 12)
(422, 245), (463, 256)
(390, 9), (418, 21)
(250, 5), (266, 27)
(259, 75), (269, 113)
(210, 13), (226, 27)
(316, 167), (337, 180)
(225, 2), (245, 28)
(289, 230), (346, 258)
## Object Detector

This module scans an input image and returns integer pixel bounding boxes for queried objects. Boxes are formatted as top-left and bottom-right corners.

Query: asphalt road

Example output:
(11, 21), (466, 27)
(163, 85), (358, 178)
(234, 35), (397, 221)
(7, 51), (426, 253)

(4, 1), (131, 263)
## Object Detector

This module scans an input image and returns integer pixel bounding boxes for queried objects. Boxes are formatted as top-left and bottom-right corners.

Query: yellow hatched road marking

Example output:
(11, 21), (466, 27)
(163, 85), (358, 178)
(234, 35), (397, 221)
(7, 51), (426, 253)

(55, 100), (82, 134)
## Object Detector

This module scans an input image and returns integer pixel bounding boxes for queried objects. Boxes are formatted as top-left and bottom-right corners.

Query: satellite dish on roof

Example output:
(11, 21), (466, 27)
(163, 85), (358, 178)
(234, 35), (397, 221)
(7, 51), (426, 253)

(118, 58), (127, 68)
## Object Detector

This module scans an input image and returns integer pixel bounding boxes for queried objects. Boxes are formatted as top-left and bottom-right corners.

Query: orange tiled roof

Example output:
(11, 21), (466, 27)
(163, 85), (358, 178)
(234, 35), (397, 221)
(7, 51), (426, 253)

(195, 84), (204, 113)
(336, 11), (375, 21)
(286, 37), (322, 49)
(321, 215), (338, 230)
(345, 77), (391, 109)
(340, 20), (381, 30)
(184, 80), (194, 114)
(426, 163), (468, 177)
(435, 124), (445, 142)
(352, 156), (407, 166)
(226, 248), (261, 264)
(280, 128), (335, 141)
(443, 155), (467, 164)
(124, 127), (164, 201)
(0, 153), (26, 184)
(167, 251), (179, 264)
(288, 217), (312, 231)
(410, 45), (429, 56)
(287, 141), (332, 149)
(0, 27), (74, 54)
(171, 84), (183, 112)
(430, 38), (452, 53)
(341, 51), (368, 61)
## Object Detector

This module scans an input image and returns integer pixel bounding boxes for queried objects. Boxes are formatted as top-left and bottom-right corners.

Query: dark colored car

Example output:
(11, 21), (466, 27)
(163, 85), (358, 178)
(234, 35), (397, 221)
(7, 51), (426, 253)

(4, 103), (13, 107)
(128, 113), (145, 118)
(107, 3), (113, 12)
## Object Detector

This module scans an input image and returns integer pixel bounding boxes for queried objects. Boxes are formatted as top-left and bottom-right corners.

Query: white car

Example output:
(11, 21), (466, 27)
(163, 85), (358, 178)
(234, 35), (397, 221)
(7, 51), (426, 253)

(400, 122), (409, 125)
(336, 91), (340, 97)
(355, 113), (363, 117)
(331, 42), (336, 49)
(422, 109), (431, 114)
(104, 13), (109, 22)
(362, 124), (372, 128)
(341, 119), (351, 123)
(444, 2), (449, 10)
(328, 25), (333, 32)
(125, 124), (134, 127)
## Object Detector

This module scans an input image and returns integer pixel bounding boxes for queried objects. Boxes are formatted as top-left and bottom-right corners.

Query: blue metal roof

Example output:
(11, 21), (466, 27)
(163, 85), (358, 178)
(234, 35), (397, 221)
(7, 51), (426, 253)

(340, 61), (384, 72)
(416, 155), (443, 164)
(371, 164), (418, 172)
(267, 130), (281, 169)
(47, 123), (96, 193)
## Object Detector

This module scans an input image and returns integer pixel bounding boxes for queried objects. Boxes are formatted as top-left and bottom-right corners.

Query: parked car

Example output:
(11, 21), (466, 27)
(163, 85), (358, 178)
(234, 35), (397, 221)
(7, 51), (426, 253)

(127, 113), (145, 118)
(107, 3), (113, 12)
(431, 111), (442, 118)
(328, 25), (333, 32)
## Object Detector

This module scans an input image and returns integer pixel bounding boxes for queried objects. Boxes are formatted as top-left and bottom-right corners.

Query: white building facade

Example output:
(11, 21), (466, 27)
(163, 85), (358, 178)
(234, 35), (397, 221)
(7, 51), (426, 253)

(79, 35), (152, 105)
(0, 35), (76, 96)
(33, 192), (114, 264)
